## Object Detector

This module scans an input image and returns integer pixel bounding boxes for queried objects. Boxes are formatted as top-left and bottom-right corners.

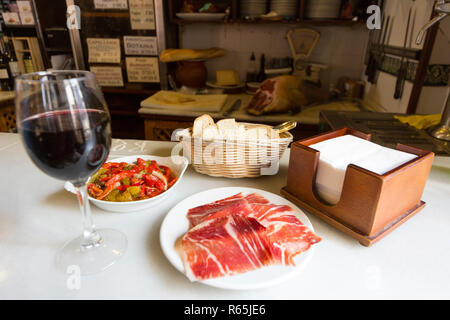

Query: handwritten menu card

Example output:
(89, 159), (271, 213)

(90, 66), (124, 87)
(124, 36), (158, 56)
(126, 57), (160, 83)
(87, 38), (121, 63)
(129, 0), (155, 30)
(94, 0), (128, 9)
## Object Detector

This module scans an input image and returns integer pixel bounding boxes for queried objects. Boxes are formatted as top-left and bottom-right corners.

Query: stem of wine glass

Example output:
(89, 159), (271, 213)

(74, 184), (102, 248)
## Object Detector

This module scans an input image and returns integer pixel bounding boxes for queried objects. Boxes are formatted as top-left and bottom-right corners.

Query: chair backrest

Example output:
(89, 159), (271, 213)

(0, 105), (16, 133)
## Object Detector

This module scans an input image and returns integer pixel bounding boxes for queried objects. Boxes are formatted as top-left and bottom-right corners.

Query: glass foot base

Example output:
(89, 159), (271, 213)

(56, 228), (127, 276)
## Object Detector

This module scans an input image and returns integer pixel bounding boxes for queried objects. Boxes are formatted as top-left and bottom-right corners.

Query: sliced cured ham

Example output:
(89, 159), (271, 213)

(179, 214), (274, 281)
(186, 193), (253, 227)
(179, 192), (321, 281)
(247, 202), (321, 266)
(187, 193), (269, 227)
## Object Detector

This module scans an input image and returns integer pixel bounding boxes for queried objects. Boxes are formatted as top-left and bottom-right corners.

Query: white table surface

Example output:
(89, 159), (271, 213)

(0, 132), (449, 300)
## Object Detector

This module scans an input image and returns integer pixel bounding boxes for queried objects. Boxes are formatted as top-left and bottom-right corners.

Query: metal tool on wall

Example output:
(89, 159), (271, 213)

(365, 14), (385, 83)
(394, 7), (413, 99)
(367, 15), (391, 84)
(380, 16), (394, 81)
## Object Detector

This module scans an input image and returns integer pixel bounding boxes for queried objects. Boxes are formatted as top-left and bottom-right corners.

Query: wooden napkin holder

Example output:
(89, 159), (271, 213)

(280, 128), (434, 246)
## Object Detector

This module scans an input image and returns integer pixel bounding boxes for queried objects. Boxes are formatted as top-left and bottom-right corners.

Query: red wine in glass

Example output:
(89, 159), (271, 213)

(15, 71), (127, 275)
(21, 109), (111, 183)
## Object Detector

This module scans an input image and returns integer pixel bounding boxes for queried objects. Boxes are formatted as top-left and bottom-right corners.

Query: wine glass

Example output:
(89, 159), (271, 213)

(15, 71), (127, 275)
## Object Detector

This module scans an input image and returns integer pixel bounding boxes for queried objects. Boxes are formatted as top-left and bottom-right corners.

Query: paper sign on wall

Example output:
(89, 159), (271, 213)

(90, 66), (124, 87)
(94, 0), (128, 9)
(87, 38), (121, 63)
(126, 57), (160, 83)
(129, 0), (155, 30)
(124, 36), (157, 56)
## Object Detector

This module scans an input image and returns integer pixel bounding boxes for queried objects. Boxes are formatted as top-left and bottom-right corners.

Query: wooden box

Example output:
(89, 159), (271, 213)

(280, 128), (434, 246)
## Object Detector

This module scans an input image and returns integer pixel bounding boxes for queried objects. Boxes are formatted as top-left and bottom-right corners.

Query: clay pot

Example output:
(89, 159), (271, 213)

(175, 60), (207, 88)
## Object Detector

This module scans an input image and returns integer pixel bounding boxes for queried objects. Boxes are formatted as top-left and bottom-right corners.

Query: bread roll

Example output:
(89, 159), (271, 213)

(192, 114), (279, 141)
(193, 114), (215, 137)
(160, 48), (226, 63)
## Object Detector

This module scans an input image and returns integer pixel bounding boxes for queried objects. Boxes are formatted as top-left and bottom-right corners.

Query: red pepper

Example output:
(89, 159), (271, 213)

(131, 180), (143, 186)
(102, 162), (122, 169)
(105, 171), (134, 188)
(147, 189), (162, 197)
(143, 174), (165, 191)
(116, 185), (129, 192)
(146, 161), (158, 173)
(167, 177), (178, 188)
(88, 183), (103, 197)
(99, 175), (110, 182)
(159, 165), (171, 179)
(139, 185), (146, 198)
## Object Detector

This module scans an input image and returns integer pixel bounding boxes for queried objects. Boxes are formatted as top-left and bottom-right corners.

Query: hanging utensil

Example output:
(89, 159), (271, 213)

(367, 15), (390, 83)
(394, 7), (412, 100)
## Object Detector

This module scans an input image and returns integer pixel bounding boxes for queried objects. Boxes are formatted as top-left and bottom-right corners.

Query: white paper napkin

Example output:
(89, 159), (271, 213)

(309, 135), (418, 204)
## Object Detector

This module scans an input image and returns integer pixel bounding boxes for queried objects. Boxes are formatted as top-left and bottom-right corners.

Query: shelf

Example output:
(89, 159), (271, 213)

(44, 47), (72, 53)
(102, 86), (158, 96)
(172, 18), (366, 27)
(4, 24), (36, 29)
(81, 11), (130, 18)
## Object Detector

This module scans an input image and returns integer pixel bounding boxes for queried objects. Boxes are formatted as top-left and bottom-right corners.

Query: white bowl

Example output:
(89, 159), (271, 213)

(87, 155), (188, 213)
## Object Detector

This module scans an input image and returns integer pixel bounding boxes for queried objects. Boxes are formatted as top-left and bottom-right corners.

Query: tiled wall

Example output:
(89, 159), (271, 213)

(363, 0), (450, 115)
(179, 0), (449, 115)
(179, 23), (369, 90)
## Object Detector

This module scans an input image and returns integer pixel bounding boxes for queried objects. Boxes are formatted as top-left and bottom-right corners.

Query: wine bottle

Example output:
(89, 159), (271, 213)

(256, 54), (266, 83)
(246, 52), (257, 83)
(6, 40), (20, 78)
(0, 39), (12, 91)
(23, 52), (34, 74)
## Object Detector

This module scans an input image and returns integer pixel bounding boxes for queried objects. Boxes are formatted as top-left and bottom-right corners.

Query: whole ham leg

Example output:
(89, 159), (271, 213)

(246, 75), (309, 115)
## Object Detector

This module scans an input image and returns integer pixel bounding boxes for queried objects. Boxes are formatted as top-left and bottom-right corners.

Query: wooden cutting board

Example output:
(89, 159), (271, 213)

(140, 90), (228, 112)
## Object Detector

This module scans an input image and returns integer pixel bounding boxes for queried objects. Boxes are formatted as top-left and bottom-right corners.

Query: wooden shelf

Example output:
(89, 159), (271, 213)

(168, 0), (367, 27)
(102, 87), (158, 96)
(4, 24), (36, 29)
(44, 47), (72, 53)
(172, 18), (366, 27)
(81, 11), (130, 18)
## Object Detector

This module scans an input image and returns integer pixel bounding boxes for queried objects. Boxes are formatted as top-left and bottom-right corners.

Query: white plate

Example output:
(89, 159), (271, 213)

(176, 13), (226, 21)
(86, 155), (188, 213)
(160, 187), (318, 290)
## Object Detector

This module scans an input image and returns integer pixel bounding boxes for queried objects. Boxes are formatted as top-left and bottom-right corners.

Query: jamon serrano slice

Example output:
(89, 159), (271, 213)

(248, 202), (322, 266)
(186, 193), (252, 227)
(179, 214), (274, 281)
(179, 192), (321, 281)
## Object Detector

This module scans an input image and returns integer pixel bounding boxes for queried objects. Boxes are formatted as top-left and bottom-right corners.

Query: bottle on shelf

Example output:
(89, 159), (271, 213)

(0, 37), (12, 91)
(6, 40), (20, 78)
(256, 53), (266, 83)
(23, 51), (34, 74)
(246, 52), (258, 83)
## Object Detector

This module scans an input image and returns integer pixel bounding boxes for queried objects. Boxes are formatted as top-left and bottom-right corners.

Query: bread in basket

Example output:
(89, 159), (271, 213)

(175, 115), (293, 178)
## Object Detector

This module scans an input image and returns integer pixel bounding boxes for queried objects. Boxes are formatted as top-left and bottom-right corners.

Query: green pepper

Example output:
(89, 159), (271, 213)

(105, 189), (120, 202)
(89, 168), (108, 183)
(127, 186), (141, 199)
(122, 177), (131, 186)
(117, 190), (133, 202)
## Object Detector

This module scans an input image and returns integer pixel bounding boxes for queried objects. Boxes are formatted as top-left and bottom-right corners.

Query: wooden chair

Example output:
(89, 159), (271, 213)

(0, 105), (17, 133)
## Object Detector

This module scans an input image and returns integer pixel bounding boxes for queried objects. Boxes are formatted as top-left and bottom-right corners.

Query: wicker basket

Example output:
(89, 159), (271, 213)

(177, 123), (293, 178)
